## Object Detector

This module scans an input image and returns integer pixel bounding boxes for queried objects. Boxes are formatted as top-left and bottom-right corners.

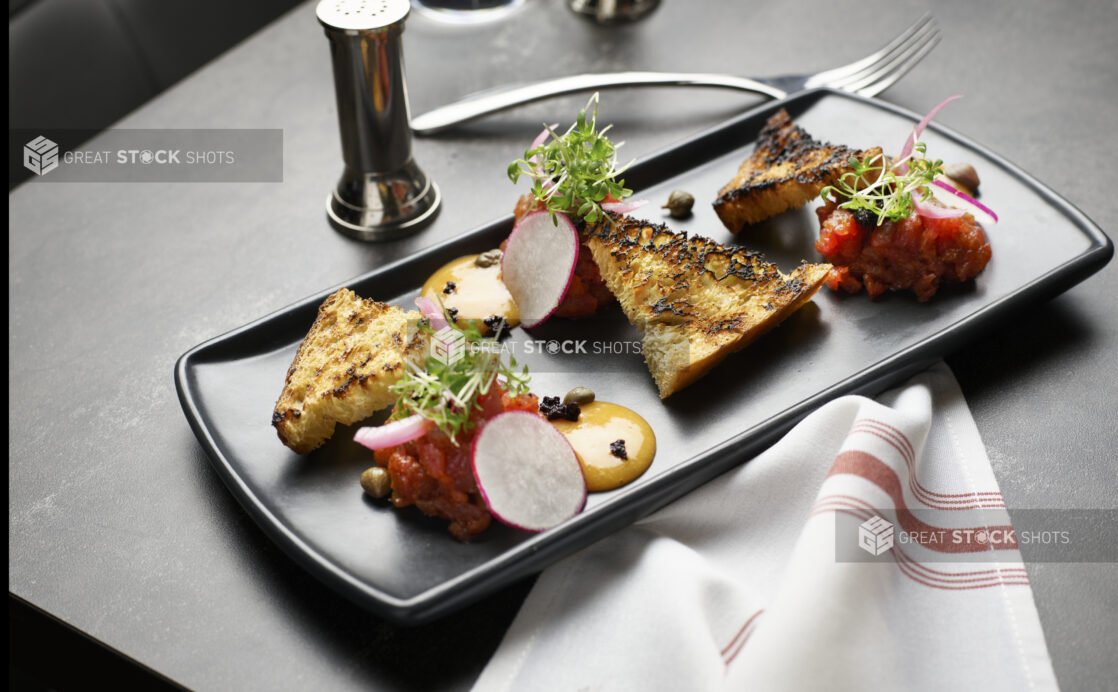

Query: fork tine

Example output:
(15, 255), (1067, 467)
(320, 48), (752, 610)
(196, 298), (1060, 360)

(824, 21), (938, 90)
(847, 29), (941, 97)
(806, 13), (934, 87)
(854, 36), (941, 98)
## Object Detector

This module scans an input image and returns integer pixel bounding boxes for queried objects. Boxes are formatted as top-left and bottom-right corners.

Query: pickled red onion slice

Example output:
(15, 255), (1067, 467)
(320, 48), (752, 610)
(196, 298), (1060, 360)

(601, 199), (650, 215)
(929, 179), (999, 225)
(913, 195), (965, 219)
(528, 124), (558, 159)
(354, 415), (433, 451)
(415, 296), (449, 331)
(895, 94), (964, 173)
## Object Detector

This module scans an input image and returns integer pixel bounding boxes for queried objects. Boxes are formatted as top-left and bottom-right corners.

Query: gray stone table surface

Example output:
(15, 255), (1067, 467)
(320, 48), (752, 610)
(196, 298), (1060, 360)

(9, 0), (1117, 690)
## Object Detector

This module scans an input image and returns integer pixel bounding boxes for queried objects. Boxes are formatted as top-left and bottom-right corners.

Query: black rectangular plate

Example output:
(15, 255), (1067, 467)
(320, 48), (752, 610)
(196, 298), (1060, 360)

(175, 89), (1111, 624)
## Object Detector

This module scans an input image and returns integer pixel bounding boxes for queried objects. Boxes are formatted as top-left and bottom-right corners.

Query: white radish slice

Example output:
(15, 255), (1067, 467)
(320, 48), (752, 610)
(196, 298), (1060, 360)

(500, 210), (579, 328)
(471, 411), (586, 532)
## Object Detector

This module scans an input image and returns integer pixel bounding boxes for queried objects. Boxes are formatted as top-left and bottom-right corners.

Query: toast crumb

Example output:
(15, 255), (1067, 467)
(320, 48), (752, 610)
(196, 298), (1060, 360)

(272, 289), (427, 454)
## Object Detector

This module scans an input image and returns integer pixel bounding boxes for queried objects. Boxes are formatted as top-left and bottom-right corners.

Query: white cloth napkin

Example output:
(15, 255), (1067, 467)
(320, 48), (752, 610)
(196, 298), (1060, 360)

(473, 362), (1057, 692)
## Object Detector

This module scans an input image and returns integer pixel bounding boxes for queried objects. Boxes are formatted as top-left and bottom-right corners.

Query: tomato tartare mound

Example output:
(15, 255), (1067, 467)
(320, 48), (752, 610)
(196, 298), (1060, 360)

(373, 385), (539, 541)
(815, 200), (991, 301)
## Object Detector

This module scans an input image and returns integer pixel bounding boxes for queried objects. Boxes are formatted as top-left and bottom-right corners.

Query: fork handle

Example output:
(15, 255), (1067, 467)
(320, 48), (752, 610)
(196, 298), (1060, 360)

(410, 71), (787, 135)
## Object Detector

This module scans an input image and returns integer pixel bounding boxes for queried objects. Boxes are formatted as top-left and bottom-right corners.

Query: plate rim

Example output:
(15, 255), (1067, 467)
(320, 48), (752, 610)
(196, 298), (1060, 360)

(174, 88), (1113, 624)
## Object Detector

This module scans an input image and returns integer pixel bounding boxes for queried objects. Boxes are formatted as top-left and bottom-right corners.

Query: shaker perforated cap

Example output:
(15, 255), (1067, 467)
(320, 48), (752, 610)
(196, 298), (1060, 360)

(316, 0), (410, 31)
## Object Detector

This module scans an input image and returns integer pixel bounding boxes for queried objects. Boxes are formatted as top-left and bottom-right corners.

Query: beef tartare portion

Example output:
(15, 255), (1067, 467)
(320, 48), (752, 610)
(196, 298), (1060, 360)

(814, 200), (991, 301)
(374, 384), (539, 541)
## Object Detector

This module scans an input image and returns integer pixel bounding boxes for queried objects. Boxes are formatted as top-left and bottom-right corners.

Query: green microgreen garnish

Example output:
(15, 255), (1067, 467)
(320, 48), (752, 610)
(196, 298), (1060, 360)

(388, 311), (530, 443)
(820, 142), (946, 225)
(506, 93), (633, 225)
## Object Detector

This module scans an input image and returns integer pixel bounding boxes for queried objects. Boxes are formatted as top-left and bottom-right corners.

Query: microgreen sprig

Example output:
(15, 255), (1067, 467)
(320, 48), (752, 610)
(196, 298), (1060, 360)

(507, 93), (633, 225)
(388, 313), (530, 443)
(820, 142), (947, 225)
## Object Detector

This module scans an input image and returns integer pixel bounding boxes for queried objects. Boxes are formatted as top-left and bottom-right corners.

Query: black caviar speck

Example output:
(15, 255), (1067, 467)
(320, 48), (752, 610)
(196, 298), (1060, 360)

(609, 439), (628, 460)
(853, 207), (878, 229)
(539, 396), (580, 422)
(443, 281), (456, 294)
(483, 315), (511, 339)
(446, 307), (459, 321)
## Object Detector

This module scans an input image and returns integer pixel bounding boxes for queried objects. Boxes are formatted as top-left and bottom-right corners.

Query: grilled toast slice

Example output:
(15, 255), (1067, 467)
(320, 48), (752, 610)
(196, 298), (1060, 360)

(272, 289), (427, 454)
(585, 215), (830, 398)
(713, 108), (877, 232)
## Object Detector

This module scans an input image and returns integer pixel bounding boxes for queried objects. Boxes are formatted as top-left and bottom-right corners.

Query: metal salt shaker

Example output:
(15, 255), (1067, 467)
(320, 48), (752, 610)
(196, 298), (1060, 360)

(316, 0), (440, 240)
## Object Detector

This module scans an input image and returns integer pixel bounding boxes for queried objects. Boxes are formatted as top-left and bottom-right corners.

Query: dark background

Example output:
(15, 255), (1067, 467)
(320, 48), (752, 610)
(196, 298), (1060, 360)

(8, 0), (302, 187)
(9, 1), (1117, 690)
(10, 0), (301, 687)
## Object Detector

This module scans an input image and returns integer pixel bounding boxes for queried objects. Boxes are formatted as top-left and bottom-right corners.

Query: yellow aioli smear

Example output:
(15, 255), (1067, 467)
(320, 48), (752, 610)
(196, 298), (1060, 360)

(420, 254), (519, 331)
(551, 401), (656, 492)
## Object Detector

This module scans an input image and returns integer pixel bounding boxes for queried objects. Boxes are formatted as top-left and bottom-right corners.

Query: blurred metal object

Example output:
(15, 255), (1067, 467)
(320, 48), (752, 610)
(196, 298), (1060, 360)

(567, 0), (660, 23)
(412, 13), (939, 135)
(411, 0), (526, 24)
(317, 0), (440, 241)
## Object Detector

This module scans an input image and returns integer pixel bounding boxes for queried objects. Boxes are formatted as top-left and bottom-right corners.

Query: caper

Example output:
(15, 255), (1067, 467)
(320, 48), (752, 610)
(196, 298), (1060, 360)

(562, 386), (595, 406)
(943, 163), (980, 194)
(475, 249), (503, 268)
(662, 190), (695, 219)
(360, 466), (391, 498)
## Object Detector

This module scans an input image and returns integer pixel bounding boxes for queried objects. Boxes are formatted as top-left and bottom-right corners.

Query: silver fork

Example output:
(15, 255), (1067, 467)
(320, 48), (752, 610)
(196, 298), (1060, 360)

(411, 14), (939, 135)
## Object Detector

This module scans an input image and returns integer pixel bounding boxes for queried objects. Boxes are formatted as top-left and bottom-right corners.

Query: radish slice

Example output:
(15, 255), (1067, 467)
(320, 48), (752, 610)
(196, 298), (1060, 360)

(929, 178), (999, 225)
(471, 411), (586, 532)
(415, 296), (448, 331)
(601, 199), (650, 215)
(500, 210), (579, 328)
(354, 415), (433, 451)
